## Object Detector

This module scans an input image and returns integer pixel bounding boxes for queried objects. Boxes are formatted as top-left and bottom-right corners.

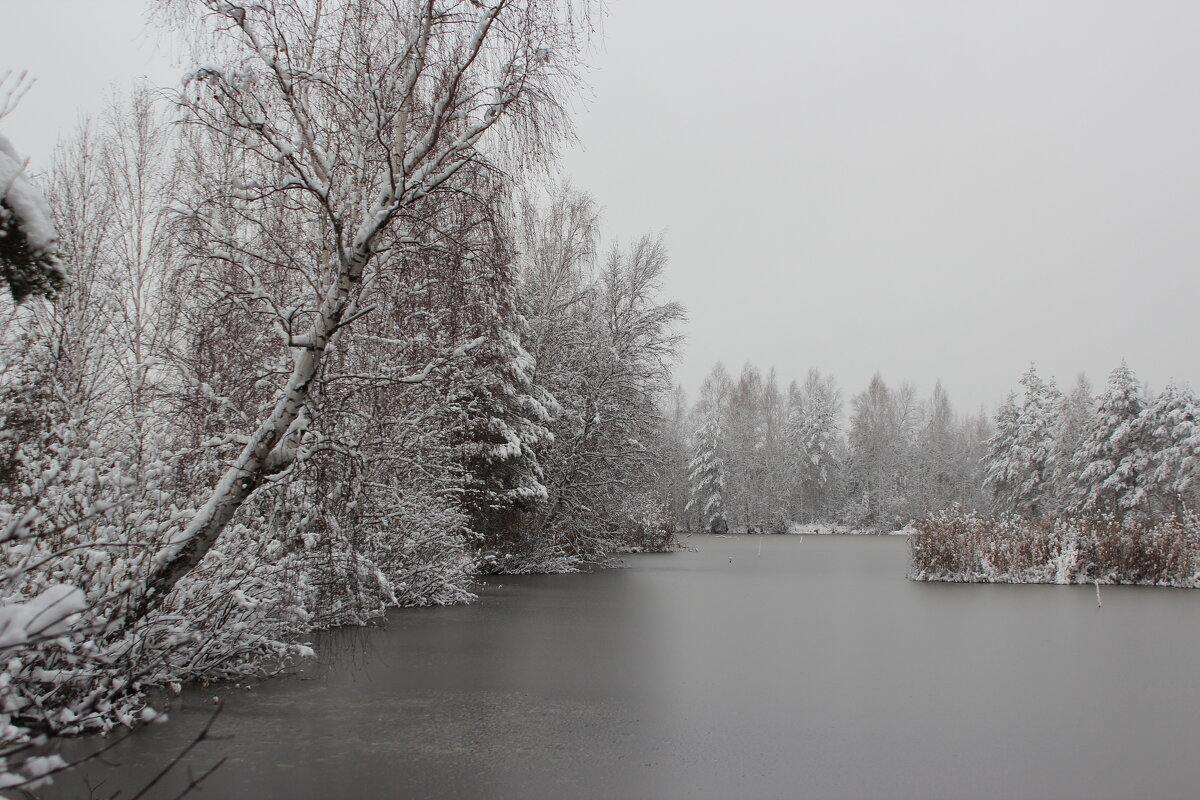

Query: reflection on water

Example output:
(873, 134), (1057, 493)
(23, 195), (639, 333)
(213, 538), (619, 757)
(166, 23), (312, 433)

(44, 536), (1200, 800)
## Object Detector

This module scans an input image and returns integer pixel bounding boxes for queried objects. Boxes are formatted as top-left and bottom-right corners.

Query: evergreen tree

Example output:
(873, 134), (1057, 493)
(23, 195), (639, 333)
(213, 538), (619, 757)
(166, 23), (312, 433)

(1069, 362), (1148, 513)
(983, 366), (1059, 515)
(686, 417), (728, 534)
(0, 132), (65, 302)
(1049, 373), (1093, 506)
(1138, 382), (1200, 513)
(1011, 366), (1061, 515)
(983, 392), (1021, 510)
(458, 303), (557, 533)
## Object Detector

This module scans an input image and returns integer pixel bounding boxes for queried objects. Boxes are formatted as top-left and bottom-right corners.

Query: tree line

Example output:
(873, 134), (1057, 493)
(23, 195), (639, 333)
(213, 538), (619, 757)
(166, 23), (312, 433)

(913, 363), (1200, 588)
(984, 363), (1200, 517)
(679, 360), (1200, 536)
(677, 363), (992, 533)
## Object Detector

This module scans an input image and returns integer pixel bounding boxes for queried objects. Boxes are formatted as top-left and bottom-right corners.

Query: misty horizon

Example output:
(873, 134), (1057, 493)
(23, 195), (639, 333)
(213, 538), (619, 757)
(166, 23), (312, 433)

(7, 0), (1200, 413)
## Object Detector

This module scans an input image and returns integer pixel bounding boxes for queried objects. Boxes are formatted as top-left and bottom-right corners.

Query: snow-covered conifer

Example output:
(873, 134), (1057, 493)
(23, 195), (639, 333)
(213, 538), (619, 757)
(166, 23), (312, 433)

(0, 72), (65, 302)
(687, 417), (728, 534)
(1138, 381), (1200, 512)
(983, 366), (1059, 515)
(982, 392), (1020, 509)
(1048, 374), (1093, 506)
(1069, 362), (1148, 512)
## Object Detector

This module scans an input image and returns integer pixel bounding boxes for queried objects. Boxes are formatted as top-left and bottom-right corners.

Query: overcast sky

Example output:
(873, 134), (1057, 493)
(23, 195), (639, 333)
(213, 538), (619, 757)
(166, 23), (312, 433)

(6, 0), (1200, 413)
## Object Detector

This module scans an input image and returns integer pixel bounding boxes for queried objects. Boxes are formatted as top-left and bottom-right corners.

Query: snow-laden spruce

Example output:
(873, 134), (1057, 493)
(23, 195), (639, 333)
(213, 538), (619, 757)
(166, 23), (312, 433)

(0, 71), (65, 302)
(687, 417), (728, 534)
(980, 362), (1200, 518)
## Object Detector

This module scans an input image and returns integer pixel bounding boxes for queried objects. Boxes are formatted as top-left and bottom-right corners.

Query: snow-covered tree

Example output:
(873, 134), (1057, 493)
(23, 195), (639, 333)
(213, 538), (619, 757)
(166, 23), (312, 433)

(687, 417), (728, 534)
(784, 369), (844, 522)
(1136, 381), (1200, 513)
(137, 0), (592, 615)
(723, 363), (769, 530)
(983, 366), (1060, 515)
(955, 407), (993, 509)
(847, 374), (910, 526)
(983, 392), (1020, 507)
(1069, 362), (1148, 513)
(512, 186), (684, 562)
(457, 294), (556, 534)
(0, 72), (65, 302)
(659, 384), (693, 528)
(1048, 373), (1093, 505)
(915, 382), (959, 515)
(1012, 366), (1061, 514)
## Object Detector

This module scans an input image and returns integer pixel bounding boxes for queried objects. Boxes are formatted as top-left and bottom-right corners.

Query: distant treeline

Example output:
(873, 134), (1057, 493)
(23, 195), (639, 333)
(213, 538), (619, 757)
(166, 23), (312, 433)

(671, 363), (992, 533)
(676, 360), (1200, 533)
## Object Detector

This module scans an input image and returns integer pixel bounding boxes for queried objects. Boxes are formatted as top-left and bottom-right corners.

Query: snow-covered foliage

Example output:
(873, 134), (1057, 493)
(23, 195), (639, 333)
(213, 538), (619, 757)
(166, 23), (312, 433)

(782, 370), (844, 525)
(981, 362), (1200, 517)
(843, 373), (989, 530)
(0, 330), (312, 795)
(1066, 362), (1148, 513)
(497, 186), (685, 568)
(0, 1), (630, 792)
(0, 73), (65, 303)
(687, 417), (728, 534)
(1048, 374), (1094, 506)
(910, 507), (1200, 588)
(983, 366), (1061, 515)
(1140, 382), (1200, 510)
(912, 364), (1200, 588)
(668, 363), (991, 533)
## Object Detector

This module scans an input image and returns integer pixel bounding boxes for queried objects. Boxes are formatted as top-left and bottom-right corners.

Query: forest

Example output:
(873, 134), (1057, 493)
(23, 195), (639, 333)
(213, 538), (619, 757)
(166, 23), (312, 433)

(677, 361), (1200, 535)
(0, 1), (689, 791)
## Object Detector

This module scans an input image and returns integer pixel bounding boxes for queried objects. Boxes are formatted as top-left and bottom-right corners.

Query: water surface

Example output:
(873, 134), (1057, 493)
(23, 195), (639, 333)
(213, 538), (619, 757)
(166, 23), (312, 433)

(45, 535), (1200, 799)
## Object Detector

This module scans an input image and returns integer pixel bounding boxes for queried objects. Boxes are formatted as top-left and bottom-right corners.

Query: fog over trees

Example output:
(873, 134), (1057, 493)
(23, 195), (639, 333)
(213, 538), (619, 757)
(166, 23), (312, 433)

(678, 360), (1200, 536)
(679, 363), (991, 533)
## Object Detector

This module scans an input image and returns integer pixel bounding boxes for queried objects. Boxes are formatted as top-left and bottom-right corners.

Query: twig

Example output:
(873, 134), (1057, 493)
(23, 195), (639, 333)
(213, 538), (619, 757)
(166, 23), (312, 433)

(0, 727), (134, 792)
(129, 702), (226, 800)
(169, 756), (228, 800)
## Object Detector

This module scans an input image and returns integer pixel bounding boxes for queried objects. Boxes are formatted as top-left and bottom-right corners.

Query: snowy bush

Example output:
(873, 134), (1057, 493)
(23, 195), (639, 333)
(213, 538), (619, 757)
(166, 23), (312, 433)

(909, 507), (1200, 587)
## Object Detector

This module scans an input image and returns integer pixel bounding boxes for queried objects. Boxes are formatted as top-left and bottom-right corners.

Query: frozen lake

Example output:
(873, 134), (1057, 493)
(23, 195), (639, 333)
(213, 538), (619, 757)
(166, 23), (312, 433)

(45, 535), (1200, 799)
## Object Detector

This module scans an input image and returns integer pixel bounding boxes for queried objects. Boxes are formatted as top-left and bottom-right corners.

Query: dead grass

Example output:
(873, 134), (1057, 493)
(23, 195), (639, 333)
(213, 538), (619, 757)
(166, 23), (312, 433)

(909, 508), (1200, 587)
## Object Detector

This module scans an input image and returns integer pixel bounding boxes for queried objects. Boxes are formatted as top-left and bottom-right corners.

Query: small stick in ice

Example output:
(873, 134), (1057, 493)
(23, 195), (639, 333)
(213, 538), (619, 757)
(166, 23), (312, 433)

(1095, 580), (1102, 608)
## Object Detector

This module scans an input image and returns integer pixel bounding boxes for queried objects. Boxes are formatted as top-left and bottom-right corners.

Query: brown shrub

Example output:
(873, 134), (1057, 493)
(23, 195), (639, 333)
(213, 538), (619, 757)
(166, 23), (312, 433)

(909, 507), (1200, 587)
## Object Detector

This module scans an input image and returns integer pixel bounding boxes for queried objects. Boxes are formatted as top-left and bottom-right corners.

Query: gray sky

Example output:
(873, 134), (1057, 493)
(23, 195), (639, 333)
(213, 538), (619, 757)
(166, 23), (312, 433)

(7, 0), (1200, 413)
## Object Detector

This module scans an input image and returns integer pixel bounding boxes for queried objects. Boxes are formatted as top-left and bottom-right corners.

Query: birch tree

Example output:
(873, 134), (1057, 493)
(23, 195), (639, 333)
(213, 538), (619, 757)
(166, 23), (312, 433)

(139, 0), (589, 616)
